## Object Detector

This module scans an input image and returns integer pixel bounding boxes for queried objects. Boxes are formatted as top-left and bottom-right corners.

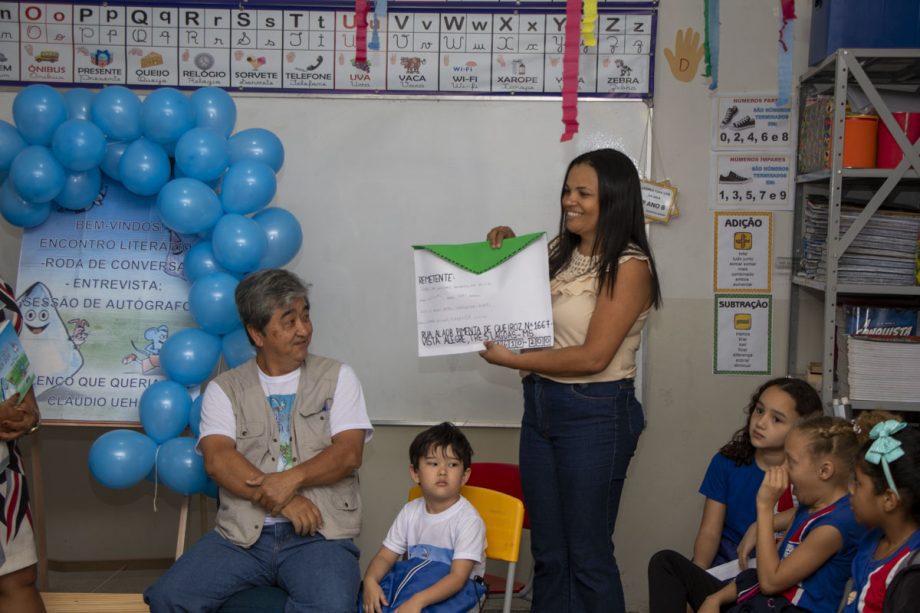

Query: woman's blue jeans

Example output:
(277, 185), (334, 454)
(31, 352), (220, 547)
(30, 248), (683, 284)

(520, 374), (645, 613)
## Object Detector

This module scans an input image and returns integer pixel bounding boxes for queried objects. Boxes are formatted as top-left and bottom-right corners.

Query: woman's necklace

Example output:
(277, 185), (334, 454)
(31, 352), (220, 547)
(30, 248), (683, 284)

(556, 250), (598, 282)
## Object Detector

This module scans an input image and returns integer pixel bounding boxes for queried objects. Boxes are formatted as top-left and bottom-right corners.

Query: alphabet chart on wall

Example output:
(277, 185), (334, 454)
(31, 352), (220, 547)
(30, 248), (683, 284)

(0, 1), (657, 98)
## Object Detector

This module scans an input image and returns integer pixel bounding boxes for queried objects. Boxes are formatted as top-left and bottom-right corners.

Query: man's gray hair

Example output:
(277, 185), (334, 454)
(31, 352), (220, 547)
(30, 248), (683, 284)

(235, 269), (308, 341)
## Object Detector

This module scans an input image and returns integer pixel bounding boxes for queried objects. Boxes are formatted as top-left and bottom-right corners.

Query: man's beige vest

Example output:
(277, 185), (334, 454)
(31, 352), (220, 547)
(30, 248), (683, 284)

(212, 355), (361, 547)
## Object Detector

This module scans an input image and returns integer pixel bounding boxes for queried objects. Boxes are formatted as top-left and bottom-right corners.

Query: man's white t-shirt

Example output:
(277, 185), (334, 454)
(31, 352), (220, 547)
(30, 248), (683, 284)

(382, 496), (486, 579)
(198, 362), (373, 523)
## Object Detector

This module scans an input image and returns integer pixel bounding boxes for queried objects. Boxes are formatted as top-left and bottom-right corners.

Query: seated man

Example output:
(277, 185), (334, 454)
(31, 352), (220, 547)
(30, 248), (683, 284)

(145, 269), (373, 612)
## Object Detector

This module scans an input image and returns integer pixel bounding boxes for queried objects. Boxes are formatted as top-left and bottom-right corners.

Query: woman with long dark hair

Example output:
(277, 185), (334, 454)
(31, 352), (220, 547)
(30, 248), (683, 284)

(481, 149), (661, 612)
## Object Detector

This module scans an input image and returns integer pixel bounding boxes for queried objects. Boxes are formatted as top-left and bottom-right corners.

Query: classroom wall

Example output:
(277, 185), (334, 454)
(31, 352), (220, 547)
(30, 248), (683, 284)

(1, 1), (820, 611)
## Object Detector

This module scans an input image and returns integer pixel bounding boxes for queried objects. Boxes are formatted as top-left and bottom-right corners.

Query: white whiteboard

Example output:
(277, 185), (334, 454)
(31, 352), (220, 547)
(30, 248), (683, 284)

(0, 92), (650, 426)
(251, 95), (649, 425)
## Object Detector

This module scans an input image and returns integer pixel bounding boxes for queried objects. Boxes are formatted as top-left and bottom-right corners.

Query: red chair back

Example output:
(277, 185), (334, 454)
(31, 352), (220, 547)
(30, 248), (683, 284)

(466, 462), (529, 529)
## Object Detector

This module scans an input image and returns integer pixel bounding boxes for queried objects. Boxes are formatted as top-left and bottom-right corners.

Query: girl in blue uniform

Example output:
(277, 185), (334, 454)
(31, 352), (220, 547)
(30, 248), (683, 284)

(694, 377), (822, 568)
(845, 414), (920, 613)
(650, 415), (867, 613)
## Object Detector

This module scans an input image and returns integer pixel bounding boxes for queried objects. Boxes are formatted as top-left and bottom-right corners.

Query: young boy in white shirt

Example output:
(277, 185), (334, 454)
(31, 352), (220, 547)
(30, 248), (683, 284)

(362, 422), (486, 613)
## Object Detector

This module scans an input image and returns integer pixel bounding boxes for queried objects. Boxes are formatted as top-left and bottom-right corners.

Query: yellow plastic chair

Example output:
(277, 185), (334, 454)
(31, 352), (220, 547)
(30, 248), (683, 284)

(409, 484), (525, 613)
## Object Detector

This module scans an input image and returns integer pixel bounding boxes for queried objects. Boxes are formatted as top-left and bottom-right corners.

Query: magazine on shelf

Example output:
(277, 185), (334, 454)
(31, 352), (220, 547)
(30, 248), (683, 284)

(0, 320), (34, 402)
(844, 305), (919, 337)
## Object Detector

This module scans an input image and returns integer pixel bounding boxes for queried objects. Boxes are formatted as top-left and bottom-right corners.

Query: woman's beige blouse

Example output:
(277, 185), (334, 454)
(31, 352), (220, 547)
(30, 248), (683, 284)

(539, 247), (651, 384)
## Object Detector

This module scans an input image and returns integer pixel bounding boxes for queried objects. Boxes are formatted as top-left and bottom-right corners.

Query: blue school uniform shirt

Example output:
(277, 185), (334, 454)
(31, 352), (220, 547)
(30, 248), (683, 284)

(777, 495), (866, 613)
(845, 528), (920, 613)
(699, 453), (764, 565)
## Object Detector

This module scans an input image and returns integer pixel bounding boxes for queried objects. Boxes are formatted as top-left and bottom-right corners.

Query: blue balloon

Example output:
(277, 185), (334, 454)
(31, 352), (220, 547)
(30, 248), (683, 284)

(10, 146), (66, 203)
(54, 168), (102, 211)
(221, 327), (256, 369)
(0, 180), (51, 228)
(202, 477), (220, 498)
(12, 84), (67, 146)
(228, 128), (284, 172)
(91, 86), (142, 141)
(156, 178), (223, 235)
(254, 208), (303, 269)
(88, 429), (157, 490)
(175, 127), (229, 182)
(160, 327), (221, 386)
(100, 141), (128, 180)
(0, 121), (27, 172)
(51, 119), (107, 171)
(156, 437), (208, 496)
(191, 87), (237, 138)
(64, 88), (95, 120)
(174, 163), (222, 190)
(142, 88), (195, 145)
(211, 213), (268, 274)
(220, 160), (276, 215)
(119, 138), (170, 196)
(189, 272), (242, 335)
(184, 240), (229, 283)
(188, 395), (203, 438)
(139, 380), (192, 443)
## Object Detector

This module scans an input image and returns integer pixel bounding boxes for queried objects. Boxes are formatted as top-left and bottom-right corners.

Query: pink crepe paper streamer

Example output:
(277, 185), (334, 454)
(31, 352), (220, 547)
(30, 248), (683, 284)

(560, 0), (582, 142)
(778, 0), (796, 52)
(355, 0), (369, 64)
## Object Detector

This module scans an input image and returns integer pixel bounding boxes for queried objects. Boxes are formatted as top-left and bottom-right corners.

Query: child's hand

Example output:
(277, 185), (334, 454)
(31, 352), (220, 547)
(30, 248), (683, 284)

(737, 522), (757, 570)
(394, 597), (423, 613)
(362, 579), (388, 613)
(756, 466), (789, 510)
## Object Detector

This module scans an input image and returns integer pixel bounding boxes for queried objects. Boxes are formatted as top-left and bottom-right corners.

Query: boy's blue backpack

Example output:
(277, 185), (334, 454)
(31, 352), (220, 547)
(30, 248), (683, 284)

(360, 558), (487, 613)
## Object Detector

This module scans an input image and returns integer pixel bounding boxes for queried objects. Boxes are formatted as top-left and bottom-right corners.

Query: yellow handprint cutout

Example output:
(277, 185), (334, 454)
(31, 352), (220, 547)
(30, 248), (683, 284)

(664, 27), (705, 83)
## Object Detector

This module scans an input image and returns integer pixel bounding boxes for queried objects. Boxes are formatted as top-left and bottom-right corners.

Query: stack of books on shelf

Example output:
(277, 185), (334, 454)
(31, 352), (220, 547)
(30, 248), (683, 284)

(799, 197), (920, 286)
(841, 305), (920, 403)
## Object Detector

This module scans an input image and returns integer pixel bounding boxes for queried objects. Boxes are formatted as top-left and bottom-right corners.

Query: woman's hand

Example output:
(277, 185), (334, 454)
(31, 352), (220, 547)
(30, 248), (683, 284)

(486, 226), (516, 248)
(756, 466), (788, 511)
(479, 340), (517, 368)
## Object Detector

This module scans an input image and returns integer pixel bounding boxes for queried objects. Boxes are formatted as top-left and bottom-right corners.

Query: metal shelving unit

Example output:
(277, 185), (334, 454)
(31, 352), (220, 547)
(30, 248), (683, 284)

(788, 49), (920, 413)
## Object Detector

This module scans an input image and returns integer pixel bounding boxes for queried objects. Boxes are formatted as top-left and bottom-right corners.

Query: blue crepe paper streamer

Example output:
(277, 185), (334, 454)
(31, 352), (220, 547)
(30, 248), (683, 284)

(777, 20), (794, 106)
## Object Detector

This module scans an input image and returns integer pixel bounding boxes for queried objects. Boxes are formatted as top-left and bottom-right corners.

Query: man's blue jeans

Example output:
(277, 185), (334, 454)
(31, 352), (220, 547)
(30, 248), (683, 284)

(520, 374), (644, 613)
(144, 523), (360, 612)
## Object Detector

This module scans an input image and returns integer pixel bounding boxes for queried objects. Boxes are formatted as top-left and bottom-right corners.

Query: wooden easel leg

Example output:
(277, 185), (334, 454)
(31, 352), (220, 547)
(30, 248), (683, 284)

(175, 496), (190, 560)
(29, 433), (48, 590)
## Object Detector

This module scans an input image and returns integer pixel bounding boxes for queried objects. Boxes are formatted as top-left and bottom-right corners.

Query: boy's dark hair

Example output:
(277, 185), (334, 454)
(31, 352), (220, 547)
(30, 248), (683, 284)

(409, 422), (474, 470)
(720, 377), (823, 466)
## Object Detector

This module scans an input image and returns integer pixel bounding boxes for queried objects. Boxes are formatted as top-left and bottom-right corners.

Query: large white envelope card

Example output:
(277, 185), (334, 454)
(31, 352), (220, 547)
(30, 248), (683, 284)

(413, 232), (553, 357)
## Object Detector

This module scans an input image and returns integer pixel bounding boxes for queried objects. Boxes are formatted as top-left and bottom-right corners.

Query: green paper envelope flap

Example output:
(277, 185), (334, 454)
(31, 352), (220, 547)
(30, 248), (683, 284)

(413, 232), (546, 275)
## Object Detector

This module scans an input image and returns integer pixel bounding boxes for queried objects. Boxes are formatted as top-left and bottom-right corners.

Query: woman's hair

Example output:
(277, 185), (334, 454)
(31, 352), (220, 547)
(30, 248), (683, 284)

(794, 414), (861, 476)
(720, 377), (823, 465)
(548, 148), (661, 306)
(854, 411), (920, 523)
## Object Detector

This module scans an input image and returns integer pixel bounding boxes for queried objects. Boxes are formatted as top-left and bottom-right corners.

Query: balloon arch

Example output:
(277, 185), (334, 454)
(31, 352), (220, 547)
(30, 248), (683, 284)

(1, 84), (303, 497)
